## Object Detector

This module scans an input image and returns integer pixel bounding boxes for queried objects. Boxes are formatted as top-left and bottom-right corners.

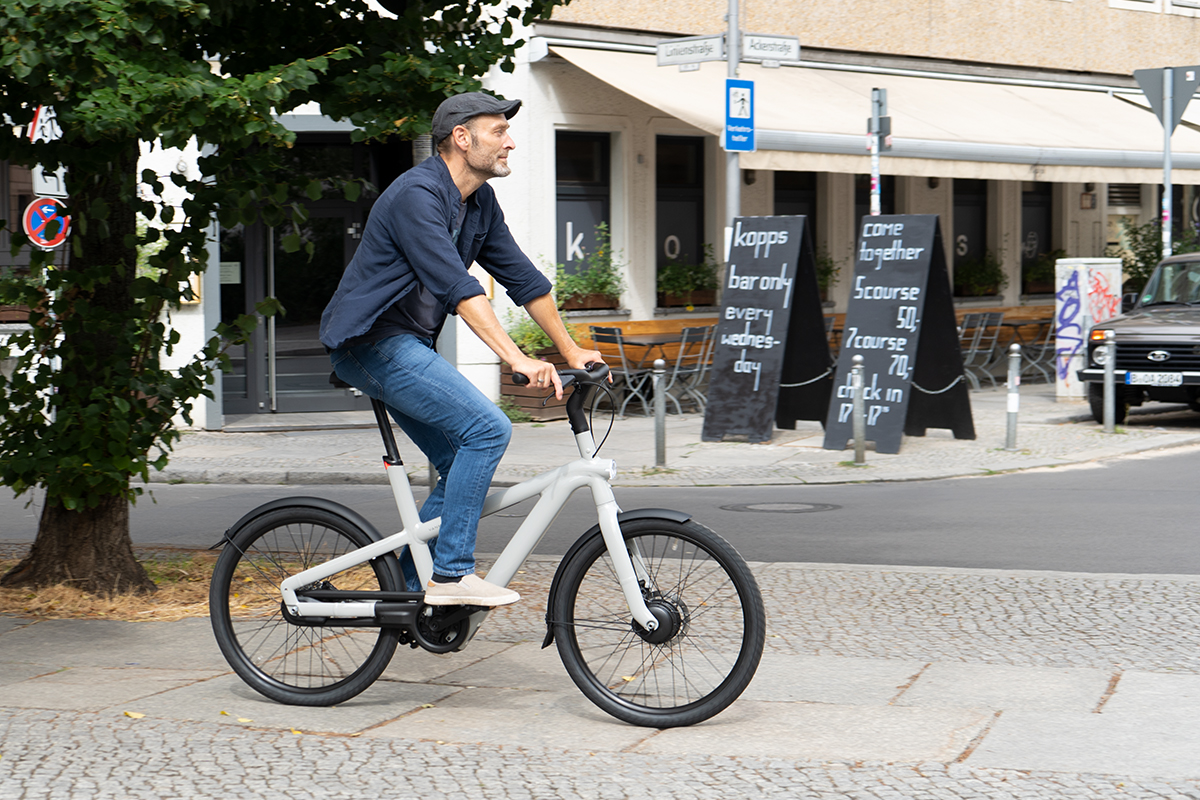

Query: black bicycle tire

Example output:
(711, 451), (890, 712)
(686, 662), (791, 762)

(209, 506), (402, 707)
(552, 517), (765, 727)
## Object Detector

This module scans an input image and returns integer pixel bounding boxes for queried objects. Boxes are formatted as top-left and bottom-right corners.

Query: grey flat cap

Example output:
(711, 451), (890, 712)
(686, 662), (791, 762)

(431, 92), (522, 144)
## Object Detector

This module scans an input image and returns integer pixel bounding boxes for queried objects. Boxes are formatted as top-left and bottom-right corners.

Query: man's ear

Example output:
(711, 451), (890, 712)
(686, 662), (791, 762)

(451, 124), (472, 153)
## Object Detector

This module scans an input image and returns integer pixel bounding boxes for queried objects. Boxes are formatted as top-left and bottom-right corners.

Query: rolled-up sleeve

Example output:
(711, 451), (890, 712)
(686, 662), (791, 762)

(474, 201), (553, 306)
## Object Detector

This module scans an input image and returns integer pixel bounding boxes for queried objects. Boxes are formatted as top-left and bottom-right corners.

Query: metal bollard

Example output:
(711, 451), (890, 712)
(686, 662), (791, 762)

(1103, 329), (1116, 433)
(1005, 343), (1021, 451)
(653, 358), (667, 467)
(851, 354), (866, 465)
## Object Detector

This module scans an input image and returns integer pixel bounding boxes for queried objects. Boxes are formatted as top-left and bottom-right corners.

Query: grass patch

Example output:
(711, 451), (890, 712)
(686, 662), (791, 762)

(0, 551), (218, 622)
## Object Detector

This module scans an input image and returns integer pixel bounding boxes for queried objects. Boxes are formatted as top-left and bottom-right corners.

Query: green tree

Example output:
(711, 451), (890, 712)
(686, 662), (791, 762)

(1105, 219), (1200, 294)
(0, 0), (568, 595)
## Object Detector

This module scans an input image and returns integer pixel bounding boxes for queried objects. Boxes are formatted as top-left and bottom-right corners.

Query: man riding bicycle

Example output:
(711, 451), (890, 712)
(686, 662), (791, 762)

(319, 92), (604, 607)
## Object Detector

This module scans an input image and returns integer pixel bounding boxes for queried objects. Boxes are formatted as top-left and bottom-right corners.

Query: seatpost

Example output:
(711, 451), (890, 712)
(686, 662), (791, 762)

(371, 398), (403, 466)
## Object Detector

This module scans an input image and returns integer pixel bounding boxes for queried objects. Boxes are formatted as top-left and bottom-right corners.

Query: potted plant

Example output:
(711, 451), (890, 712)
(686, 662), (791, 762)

(1022, 248), (1065, 295)
(555, 222), (626, 311)
(657, 244), (719, 309)
(815, 248), (842, 302)
(953, 250), (1008, 298)
(497, 309), (580, 421)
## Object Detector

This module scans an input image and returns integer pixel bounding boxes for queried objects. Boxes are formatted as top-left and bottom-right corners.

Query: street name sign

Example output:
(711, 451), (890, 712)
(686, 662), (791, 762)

(741, 34), (801, 66)
(656, 34), (725, 67)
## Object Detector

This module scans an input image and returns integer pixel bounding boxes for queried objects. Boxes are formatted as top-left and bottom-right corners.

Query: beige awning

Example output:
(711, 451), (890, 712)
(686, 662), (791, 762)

(551, 45), (1200, 184)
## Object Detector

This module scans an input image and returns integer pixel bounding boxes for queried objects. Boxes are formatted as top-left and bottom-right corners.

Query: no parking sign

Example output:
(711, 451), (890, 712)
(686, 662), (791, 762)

(22, 197), (71, 249)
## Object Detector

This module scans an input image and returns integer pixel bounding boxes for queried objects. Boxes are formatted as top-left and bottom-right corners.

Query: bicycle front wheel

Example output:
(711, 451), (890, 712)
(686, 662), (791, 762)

(209, 506), (402, 707)
(552, 517), (765, 727)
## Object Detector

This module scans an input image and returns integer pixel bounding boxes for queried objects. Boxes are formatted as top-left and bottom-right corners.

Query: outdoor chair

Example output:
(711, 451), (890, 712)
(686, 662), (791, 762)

(588, 326), (652, 417)
(660, 326), (714, 414)
(824, 315), (840, 358)
(1020, 319), (1057, 383)
(960, 312), (1005, 390)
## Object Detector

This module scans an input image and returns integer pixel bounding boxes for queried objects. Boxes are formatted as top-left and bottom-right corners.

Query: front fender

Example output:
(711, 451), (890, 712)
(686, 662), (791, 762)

(541, 508), (692, 648)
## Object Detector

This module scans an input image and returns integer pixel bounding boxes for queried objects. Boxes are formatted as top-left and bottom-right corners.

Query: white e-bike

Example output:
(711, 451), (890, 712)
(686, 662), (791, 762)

(209, 363), (765, 727)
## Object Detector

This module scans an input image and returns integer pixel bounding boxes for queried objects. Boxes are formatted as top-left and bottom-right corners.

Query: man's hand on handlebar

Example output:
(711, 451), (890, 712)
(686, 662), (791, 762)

(513, 355), (565, 399)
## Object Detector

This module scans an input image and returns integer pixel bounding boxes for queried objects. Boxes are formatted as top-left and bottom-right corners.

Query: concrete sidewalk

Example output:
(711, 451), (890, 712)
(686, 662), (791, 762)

(159, 384), (1200, 488)
(3, 560), (1200, 794)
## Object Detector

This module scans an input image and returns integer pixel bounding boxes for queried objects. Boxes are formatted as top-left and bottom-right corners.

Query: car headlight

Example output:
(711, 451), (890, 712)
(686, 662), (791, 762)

(1092, 347), (1110, 366)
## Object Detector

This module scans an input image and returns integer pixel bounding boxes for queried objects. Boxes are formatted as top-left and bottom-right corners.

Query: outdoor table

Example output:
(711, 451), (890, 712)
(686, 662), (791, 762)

(618, 332), (684, 368)
(999, 318), (1054, 346)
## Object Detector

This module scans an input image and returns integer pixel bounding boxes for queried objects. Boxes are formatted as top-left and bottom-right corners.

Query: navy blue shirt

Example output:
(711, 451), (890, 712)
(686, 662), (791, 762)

(319, 155), (551, 351)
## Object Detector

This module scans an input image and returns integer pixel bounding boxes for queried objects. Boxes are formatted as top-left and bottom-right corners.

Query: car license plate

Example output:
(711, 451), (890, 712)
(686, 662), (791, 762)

(1125, 372), (1184, 387)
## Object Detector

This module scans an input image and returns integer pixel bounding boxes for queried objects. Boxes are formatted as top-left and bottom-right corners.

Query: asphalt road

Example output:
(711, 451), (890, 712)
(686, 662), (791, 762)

(3, 444), (1197, 574)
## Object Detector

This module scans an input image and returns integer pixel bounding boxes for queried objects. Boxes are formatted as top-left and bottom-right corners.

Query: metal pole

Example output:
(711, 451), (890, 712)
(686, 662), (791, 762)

(1005, 343), (1021, 451)
(1164, 67), (1174, 257)
(1103, 330), (1116, 433)
(869, 89), (882, 217)
(653, 358), (667, 467)
(725, 0), (740, 232)
(851, 354), (866, 465)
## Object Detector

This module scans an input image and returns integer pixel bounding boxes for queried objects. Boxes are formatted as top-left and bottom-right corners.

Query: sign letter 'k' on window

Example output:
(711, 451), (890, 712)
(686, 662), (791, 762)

(565, 221), (585, 261)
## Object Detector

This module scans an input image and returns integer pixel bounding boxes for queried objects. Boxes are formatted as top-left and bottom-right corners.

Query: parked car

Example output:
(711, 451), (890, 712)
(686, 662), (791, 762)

(1078, 253), (1200, 423)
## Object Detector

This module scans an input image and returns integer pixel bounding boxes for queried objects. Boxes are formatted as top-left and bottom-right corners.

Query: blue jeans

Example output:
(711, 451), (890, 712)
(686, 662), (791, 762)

(331, 334), (512, 589)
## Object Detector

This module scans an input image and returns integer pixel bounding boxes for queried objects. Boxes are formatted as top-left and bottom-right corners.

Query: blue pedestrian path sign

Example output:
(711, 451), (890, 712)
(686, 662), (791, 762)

(725, 78), (755, 152)
(22, 197), (71, 249)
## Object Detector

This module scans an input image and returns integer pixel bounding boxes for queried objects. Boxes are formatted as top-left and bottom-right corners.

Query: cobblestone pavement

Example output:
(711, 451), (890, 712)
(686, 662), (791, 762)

(5, 560), (1200, 798)
(2, 708), (1200, 800)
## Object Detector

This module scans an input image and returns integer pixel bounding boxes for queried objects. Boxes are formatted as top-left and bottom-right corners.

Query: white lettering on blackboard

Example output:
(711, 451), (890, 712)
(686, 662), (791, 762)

(853, 276), (921, 301)
(733, 349), (763, 391)
(726, 264), (793, 305)
(861, 221), (905, 237)
(842, 326), (908, 351)
(858, 239), (925, 269)
(732, 220), (790, 257)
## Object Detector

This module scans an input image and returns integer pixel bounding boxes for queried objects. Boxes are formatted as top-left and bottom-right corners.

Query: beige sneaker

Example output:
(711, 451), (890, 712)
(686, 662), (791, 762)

(423, 573), (520, 607)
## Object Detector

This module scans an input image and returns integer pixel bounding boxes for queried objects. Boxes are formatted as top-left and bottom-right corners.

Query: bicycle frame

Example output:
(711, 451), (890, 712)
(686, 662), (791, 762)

(277, 375), (659, 633)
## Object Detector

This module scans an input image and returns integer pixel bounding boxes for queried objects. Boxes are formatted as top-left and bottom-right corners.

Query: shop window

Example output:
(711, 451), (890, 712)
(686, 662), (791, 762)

(1, 162), (34, 273)
(656, 136), (705, 271)
(953, 179), (998, 297)
(1021, 182), (1055, 294)
(556, 131), (610, 271)
(774, 171), (817, 230)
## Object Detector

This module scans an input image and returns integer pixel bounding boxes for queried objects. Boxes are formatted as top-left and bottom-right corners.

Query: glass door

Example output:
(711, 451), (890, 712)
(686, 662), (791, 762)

(266, 211), (371, 413)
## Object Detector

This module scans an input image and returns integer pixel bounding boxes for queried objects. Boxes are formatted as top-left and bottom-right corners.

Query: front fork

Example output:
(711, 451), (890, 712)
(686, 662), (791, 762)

(591, 488), (658, 633)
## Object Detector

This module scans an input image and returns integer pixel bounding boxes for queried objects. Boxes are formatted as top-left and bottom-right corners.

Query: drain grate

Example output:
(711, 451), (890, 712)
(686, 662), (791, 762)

(719, 502), (840, 514)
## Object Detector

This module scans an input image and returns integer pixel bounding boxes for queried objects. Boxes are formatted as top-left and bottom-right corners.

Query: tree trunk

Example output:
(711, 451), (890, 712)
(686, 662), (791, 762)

(1, 494), (155, 595)
(1, 140), (154, 596)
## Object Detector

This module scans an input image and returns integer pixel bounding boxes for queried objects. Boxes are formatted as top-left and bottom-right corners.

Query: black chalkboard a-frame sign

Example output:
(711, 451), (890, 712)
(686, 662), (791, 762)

(701, 215), (832, 443)
(822, 215), (975, 454)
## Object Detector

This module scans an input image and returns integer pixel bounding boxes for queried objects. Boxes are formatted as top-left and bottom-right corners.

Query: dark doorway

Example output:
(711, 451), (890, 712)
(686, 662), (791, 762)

(219, 134), (411, 414)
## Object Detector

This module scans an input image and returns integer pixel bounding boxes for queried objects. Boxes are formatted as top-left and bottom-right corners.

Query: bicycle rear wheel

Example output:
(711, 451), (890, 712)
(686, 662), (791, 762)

(552, 517), (765, 727)
(209, 506), (402, 706)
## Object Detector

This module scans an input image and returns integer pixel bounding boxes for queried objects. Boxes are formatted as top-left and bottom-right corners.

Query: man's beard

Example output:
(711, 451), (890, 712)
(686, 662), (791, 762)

(467, 137), (511, 178)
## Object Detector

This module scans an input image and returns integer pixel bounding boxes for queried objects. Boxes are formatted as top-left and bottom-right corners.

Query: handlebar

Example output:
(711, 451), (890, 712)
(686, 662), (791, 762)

(511, 361), (610, 389)
(511, 362), (611, 437)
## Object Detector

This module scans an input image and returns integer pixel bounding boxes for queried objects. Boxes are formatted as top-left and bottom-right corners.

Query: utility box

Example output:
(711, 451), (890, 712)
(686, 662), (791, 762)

(1054, 257), (1123, 400)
